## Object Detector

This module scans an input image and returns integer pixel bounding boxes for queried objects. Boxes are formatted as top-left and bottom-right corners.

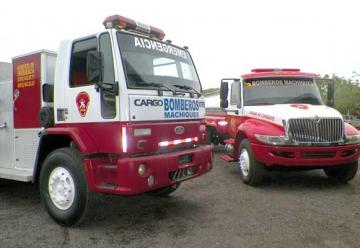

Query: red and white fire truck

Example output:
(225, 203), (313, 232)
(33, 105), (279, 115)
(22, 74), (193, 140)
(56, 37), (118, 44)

(206, 69), (360, 186)
(0, 15), (213, 225)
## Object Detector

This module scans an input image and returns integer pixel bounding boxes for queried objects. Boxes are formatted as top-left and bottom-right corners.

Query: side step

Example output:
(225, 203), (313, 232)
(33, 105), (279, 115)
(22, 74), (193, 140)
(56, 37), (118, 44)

(0, 167), (33, 182)
(220, 154), (236, 162)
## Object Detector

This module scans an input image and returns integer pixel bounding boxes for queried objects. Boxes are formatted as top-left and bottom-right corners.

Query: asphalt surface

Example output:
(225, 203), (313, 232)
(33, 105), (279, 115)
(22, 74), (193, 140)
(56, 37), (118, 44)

(1, 147), (360, 248)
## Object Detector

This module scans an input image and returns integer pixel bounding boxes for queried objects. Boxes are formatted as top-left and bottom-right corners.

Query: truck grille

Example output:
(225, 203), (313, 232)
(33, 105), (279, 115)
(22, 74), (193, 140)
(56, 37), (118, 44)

(288, 118), (343, 143)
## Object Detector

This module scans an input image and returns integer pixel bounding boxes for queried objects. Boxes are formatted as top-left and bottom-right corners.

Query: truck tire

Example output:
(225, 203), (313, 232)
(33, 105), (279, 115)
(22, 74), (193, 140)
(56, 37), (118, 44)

(147, 183), (180, 197)
(238, 139), (265, 186)
(323, 161), (358, 183)
(39, 147), (97, 226)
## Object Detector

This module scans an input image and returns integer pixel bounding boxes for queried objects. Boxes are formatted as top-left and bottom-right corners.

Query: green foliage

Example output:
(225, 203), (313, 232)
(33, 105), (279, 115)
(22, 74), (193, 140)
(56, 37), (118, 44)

(203, 87), (219, 95)
(317, 73), (360, 116)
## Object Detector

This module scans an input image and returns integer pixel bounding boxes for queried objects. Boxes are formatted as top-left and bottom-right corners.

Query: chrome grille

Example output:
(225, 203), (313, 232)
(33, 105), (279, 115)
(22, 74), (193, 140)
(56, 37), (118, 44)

(288, 118), (343, 143)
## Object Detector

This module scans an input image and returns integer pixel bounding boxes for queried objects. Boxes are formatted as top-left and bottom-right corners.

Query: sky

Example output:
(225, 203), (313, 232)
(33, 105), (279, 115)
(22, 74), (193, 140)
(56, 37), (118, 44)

(1, 0), (360, 89)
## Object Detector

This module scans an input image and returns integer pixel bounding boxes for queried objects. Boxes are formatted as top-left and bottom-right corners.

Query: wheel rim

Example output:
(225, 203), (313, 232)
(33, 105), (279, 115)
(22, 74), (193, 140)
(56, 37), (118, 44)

(48, 167), (75, 210)
(239, 149), (250, 177)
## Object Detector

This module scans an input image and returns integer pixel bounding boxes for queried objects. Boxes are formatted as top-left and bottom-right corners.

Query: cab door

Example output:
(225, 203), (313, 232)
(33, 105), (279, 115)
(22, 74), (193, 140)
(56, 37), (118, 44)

(226, 79), (244, 136)
(62, 33), (117, 124)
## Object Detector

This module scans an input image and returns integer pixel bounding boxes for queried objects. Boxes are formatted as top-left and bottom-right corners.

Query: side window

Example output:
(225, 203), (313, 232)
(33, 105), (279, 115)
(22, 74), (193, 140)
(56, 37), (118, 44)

(99, 33), (116, 119)
(230, 81), (241, 106)
(69, 38), (97, 87)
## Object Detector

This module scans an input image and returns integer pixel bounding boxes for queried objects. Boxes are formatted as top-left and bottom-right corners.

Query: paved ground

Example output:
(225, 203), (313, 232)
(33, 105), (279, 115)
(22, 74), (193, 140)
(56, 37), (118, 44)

(1, 147), (360, 248)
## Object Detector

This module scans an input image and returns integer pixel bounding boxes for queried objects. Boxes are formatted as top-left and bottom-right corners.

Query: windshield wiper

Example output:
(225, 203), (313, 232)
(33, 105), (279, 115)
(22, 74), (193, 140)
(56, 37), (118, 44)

(172, 84), (202, 97)
(134, 81), (185, 96)
(247, 102), (275, 106)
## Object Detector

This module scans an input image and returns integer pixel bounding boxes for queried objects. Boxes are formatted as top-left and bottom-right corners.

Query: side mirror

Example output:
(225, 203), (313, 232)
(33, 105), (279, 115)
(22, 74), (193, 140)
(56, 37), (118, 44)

(220, 81), (228, 100)
(326, 81), (334, 107)
(220, 99), (228, 108)
(86, 51), (103, 84)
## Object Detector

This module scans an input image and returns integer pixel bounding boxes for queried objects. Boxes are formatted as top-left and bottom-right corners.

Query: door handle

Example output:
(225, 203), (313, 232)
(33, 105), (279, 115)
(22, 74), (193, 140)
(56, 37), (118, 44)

(0, 122), (7, 129)
(13, 89), (20, 110)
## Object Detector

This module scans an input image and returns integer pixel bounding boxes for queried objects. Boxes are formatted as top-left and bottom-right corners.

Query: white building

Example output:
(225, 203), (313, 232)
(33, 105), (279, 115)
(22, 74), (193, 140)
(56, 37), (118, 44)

(204, 90), (220, 109)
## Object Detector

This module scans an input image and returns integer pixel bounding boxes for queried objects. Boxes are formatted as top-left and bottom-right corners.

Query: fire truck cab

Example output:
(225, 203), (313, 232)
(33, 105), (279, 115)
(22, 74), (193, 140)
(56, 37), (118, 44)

(0, 15), (213, 225)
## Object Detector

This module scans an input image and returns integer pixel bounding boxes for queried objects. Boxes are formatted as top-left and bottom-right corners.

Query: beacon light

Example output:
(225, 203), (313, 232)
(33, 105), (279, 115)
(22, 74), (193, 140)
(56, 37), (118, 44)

(103, 15), (165, 40)
(251, 68), (300, 73)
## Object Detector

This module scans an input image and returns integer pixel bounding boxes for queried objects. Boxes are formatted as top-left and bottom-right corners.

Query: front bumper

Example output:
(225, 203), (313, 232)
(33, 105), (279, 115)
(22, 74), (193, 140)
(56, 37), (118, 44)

(251, 143), (360, 167)
(84, 145), (213, 195)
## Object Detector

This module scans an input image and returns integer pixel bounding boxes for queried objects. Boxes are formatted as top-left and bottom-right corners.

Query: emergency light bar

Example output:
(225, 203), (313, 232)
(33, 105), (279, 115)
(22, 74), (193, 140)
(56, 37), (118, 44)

(251, 68), (300, 73)
(103, 15), (165, 40)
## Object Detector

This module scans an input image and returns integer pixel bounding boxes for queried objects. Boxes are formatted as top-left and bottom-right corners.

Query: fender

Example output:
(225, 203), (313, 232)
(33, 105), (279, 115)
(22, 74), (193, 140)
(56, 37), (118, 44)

(233, 118), (285, 159)
(45, 127), (99, 154)
(32, 127), (99, 183)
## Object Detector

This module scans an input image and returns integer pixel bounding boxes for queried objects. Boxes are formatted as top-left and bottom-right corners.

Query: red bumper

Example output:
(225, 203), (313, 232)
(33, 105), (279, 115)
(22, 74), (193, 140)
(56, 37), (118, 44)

(84, 145), (213, 195)
(252, 143), (360, 167)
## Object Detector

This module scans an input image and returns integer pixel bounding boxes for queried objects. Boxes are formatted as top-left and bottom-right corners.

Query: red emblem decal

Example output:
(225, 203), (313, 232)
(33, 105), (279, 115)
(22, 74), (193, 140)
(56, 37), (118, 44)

(290, 104), (309, 110)
(76, 92), (90, 117)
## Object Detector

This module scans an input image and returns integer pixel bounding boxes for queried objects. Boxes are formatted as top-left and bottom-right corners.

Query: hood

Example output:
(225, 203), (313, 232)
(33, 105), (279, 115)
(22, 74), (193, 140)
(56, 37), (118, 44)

(244, 104), (342, 127)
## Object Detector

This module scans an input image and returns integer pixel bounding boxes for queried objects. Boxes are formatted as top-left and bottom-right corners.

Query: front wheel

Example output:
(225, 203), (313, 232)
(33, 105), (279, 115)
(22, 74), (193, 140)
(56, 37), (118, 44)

(238, 139), (265, 186)
(39, 148), (96, 226)
(323, 161), (358, 183)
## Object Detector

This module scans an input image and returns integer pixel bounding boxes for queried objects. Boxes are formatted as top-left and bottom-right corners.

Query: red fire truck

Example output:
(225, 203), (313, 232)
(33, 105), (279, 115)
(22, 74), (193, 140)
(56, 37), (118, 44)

(206, 69), (360, 186)
(0, 15), (213, 225)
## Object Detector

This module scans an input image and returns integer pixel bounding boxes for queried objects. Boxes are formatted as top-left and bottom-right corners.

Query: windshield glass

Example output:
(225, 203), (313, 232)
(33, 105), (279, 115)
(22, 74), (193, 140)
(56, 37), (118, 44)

(243, 77), (323, 106)
(117, 32), (201, 92)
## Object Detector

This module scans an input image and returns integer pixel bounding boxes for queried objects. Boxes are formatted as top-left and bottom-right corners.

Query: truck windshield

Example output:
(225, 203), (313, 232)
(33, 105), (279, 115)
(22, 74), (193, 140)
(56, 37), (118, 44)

(243, 77), (323, 106)
(117, 32), (201, 92)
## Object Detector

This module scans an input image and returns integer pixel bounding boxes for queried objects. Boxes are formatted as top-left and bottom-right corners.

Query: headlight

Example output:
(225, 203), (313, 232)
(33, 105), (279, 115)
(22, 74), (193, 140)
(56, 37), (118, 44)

(345, 134), (360, 144)
(254, 134), (287, 145)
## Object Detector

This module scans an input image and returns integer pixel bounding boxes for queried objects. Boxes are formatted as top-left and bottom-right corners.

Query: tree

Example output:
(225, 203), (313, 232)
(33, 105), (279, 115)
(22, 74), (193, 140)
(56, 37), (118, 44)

(317, 73), (360, 116)
(202, 87), (219, 96)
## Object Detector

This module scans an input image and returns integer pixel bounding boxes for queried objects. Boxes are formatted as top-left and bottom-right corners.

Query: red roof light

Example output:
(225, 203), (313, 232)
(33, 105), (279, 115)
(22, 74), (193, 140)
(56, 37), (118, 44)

(242, 68), (319, 79)
(103, 15), (165, 40)
(251, 68), (300, 73)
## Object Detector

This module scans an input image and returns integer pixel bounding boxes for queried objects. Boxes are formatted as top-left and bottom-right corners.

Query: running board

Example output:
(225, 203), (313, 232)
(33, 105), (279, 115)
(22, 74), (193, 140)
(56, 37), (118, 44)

(220, 154), (236, 162)
(0, 167), (33, 182)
